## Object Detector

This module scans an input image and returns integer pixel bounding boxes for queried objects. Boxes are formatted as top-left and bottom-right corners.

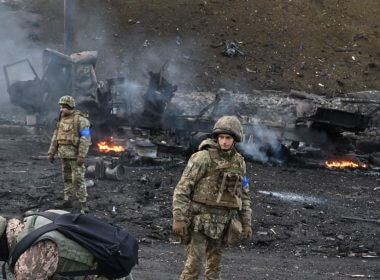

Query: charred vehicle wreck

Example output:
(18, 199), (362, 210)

(4, 49), (380, 165)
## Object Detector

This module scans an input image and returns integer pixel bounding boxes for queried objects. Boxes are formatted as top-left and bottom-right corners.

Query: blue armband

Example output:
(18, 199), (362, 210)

(242, 176), (249, 189)
(79, 128), (91, 137)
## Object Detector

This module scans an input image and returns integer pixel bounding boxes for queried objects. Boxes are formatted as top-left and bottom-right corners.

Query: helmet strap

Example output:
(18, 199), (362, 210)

(61, 104), (74, 110)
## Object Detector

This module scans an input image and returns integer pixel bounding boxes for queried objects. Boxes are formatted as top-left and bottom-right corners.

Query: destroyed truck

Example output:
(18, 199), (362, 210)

(3, 48), (178, 132)
(4, 48), (379, 163)
(4, 49), (98, 121)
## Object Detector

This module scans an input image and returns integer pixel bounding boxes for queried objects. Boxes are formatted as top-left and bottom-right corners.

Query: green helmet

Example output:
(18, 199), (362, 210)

(58, 95), (76, 108)
(213, 116), (243, 142)
(0, 216), (6, 239)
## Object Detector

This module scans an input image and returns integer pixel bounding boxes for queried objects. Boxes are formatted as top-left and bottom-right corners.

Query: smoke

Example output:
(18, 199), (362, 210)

(118, 36), (199, 90)
(70, 1), (201, 119)
(0, 2), (43, 106)
(238, 119), (285, 164)
(96, 36), (200, 120)
(68, 0), (200, 85)
(108, 36), (202, 119)
(118, 78), (145, 114)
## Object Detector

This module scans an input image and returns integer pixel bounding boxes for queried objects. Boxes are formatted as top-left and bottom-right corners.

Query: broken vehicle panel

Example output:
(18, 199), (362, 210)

(4, 59), (41, 114)
(310, 108), (372, 132)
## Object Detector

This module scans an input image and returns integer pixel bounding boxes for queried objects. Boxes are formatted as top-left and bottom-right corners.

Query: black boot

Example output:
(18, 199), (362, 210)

(62, 200), (73, 209)
(80, 202), (90, 214)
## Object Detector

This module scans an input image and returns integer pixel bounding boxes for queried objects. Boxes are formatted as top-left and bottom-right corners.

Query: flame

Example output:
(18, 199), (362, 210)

(324, 159), (367, 169)
(97, 141), (125, 153)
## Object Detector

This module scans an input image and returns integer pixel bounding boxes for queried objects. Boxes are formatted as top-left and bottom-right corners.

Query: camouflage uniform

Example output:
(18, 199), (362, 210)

(6, 218), (59, 280)
(173, 116), (252, 280)
(0, 211), (130, 280)
(48, 96), (92, 205)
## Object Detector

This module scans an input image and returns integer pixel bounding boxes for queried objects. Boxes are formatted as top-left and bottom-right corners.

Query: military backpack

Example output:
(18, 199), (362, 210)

(9, 212), (138, 279)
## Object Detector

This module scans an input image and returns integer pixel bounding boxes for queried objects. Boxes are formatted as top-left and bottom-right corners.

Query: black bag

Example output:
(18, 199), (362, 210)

(10, 212), (138, 279)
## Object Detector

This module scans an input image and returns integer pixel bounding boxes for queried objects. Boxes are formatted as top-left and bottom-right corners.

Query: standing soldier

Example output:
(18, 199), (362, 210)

(48, 95), (92, 213)
(172, 116), (252, 280)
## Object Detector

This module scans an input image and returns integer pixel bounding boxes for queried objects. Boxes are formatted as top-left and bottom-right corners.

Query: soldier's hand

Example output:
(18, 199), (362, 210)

(48, 154), (55, 164)
(77, 157), (85, 166)
(172, 220), (188, 237)
(242, 225), (252, 240)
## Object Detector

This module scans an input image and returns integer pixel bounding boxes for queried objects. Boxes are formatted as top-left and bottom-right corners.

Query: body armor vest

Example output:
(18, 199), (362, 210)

(14, 211), (95, 279)
(192, 148), (245, 209)
(56, 112), (81, 146)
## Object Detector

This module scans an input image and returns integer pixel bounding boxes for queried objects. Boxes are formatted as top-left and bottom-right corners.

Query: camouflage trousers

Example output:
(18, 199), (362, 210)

(180, 231), (222, 280)
(61, 159), (87, 203)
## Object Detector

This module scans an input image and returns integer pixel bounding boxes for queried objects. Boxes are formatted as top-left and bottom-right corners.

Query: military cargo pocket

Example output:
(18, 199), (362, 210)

(193, 213), (229, 240)
(223, 217), (242, 247)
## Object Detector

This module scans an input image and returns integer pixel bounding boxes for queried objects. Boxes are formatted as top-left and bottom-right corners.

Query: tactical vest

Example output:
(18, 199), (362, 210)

(192, 148), (245, 210)
(56, 111), (82, 147)
(14, 211), (95, 279)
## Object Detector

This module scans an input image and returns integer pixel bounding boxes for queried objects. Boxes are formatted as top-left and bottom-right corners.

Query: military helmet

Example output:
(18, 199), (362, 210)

(212, 116), (243, 142)
(58, 95), (76, 109)
(0, 216), (6, 239)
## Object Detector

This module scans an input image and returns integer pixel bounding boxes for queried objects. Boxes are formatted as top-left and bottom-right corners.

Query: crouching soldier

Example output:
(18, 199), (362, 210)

(0, 210), (135, 280)
(172, 116), (253, 280)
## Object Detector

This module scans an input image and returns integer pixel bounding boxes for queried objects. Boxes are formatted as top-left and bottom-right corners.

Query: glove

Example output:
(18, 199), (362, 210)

(77, 157), (85, 166)
(48, 154), (55, 164)
(172, 220), (188, 237)
(242, 225), (252, 240)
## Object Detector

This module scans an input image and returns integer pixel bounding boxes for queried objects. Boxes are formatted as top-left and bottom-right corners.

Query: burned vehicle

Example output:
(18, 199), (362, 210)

(3, 49), (179, 134)
(4, 49), (98, 122)
(4, 49), (379, 165)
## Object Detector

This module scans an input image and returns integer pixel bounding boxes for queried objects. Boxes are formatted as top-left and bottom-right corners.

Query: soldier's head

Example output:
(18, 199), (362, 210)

(58, 95), (75, 116)
(212, 116), (243, 151)
(0, 216), (9, 261)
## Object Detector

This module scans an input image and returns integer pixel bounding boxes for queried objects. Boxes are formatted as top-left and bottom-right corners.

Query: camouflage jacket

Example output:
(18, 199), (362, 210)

(48, 110), (92, 159)
(172, 139), (252, 228)
(6, 215), (126, 280)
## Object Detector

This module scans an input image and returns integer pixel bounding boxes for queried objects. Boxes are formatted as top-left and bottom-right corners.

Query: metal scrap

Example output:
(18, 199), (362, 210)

(223, 41), (245, 57)
(211, 40), (245, 57)
(341, 216), (380, 225)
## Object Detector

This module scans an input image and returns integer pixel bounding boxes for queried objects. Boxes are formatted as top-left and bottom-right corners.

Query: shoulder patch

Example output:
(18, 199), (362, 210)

(242, 176), (249, 189)
(79, 128), (91, 137)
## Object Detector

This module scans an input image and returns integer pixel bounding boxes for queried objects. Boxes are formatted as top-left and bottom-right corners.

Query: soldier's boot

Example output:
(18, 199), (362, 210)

(62, 200), (73, 209)
(80, 202), (90, 214)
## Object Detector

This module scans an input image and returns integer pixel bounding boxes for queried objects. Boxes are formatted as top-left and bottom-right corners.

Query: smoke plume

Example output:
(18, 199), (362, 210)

(238, 119), (285, 164)
(0, 1), (43, 106)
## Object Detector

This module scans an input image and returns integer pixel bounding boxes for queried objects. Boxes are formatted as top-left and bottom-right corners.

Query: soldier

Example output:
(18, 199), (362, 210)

(0, 212), (133, 280)
(48, 95), (92, 213)
(172, 116), (252, 280)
